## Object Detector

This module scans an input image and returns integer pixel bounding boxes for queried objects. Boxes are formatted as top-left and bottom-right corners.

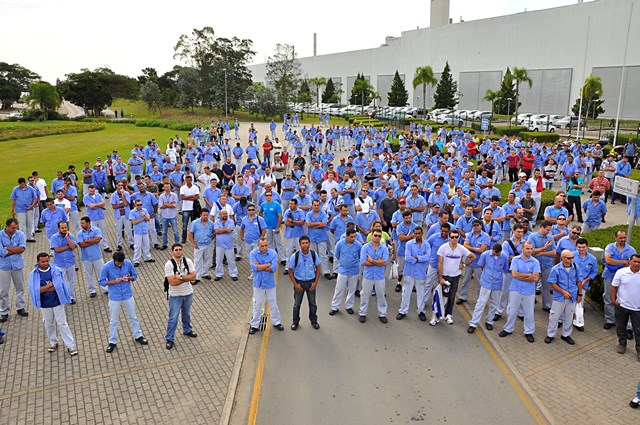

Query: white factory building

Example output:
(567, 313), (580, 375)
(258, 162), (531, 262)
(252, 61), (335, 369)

(248, 0), (640, 119)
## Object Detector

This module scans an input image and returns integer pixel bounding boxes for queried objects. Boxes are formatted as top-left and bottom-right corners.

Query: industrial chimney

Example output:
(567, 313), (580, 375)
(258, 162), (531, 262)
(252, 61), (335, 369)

(430, 0), (450, 28)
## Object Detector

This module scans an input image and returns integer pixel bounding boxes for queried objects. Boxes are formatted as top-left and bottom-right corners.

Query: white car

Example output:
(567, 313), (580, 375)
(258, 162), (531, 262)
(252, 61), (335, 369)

(514, 113), (533, 125)
(527, 119), (556, 132)
(555, 116), (584, 129)
(437, 114), (463, 126)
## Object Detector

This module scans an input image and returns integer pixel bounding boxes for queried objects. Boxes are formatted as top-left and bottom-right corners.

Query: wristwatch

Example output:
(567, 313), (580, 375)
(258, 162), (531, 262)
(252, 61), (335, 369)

(179, 275), (184, 281)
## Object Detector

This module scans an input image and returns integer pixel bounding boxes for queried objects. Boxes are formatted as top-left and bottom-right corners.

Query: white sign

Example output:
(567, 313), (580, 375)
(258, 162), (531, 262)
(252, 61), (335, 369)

(481, 119), (489, 131)
(613, 176), (639, 198)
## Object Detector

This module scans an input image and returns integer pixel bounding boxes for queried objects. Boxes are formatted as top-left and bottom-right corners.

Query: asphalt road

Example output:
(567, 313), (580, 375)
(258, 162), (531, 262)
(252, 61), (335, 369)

(235, 273), (542, 425)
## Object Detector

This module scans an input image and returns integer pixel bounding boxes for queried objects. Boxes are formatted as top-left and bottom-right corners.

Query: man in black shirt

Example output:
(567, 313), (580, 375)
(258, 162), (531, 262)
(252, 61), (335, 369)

(378, 187), (398, 233)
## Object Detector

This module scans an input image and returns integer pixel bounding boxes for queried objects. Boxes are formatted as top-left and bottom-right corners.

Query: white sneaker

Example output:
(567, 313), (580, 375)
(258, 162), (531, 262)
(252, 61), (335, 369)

(445, 314), (454, 325)
(429, 315), (439, 326)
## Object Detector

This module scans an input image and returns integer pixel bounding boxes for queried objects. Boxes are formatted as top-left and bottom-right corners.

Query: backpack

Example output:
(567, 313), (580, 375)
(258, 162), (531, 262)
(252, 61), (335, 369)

(163, 258), (190, 299)
(294, 250), (317, 270)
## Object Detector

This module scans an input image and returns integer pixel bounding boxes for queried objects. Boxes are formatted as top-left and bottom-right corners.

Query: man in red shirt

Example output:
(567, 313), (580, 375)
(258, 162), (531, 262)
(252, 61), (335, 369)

(521, 149), (536, 179)
(262, 137), (273, 167)
(506, 149), (521, 182)
(467, 139), (478, 160)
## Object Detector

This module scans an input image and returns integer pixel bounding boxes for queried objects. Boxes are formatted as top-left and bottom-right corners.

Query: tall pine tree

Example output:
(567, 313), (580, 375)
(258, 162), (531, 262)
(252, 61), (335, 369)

(495, 67), (519, 115)
(349, 73), (362, 105)
(433, 62), (459, 109)
(387, 71), (408, 106)
(297, 79), (312, 103)
(322, 78), (339, 103)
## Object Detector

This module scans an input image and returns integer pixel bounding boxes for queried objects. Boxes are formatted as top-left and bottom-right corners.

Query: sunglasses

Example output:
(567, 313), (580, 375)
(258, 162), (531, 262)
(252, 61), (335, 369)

(571, 232), (581, 235)
(563, 256), (574, 260)
(450, 235), (459, 239)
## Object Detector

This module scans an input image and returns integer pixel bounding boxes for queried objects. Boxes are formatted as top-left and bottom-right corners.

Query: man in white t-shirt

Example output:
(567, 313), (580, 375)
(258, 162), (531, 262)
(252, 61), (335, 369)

(611, 253), (640, 359)
(437, 229), (476, 324)
(355, 186), (375, 212)
(163, 243), (197, 350)
(197, 166), (218, 190)
(526, 169), (544, 225)
(54, 189), (71, 220)
(179, 175), (200, 243)
(321, 173), (340, 195)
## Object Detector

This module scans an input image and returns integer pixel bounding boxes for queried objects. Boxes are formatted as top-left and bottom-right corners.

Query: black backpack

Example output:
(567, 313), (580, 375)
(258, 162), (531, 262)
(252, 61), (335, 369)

(294, 250), (317, 270)
(163, 258), (190, 299)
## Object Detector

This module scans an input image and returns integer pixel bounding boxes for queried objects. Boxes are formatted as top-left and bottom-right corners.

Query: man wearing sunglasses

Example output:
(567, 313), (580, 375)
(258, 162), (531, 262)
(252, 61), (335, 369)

(544, 250), (583, 345)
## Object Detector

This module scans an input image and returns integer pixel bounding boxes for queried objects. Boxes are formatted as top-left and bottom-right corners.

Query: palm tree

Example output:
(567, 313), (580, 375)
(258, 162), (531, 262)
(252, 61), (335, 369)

(309, 77), (327, 106)
(512, 67), (532, 118)
(25, 82), (61, 120)
(352, 79), (374, 114)
(412, 66), (437, 118)
(483, 89), (500, 115)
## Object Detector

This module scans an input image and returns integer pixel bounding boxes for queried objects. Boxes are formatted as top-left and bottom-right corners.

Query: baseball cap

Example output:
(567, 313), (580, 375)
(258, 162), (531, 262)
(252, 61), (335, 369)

(398, 198), (406, 203)
(340, 158), (346, 161)
(472, 220), (483, 226)
(261, 162), (267, 167)
(518, 172), (527, 178)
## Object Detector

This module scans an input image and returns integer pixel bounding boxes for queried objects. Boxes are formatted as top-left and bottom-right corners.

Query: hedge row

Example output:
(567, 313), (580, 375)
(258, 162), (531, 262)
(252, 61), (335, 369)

(0, 121), (107, 142)
(609, 133), (638, 145)
(519, 131), (560, 143)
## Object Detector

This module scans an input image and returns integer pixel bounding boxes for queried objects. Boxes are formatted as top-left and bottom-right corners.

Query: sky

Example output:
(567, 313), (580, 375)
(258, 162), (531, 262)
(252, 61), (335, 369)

(1, 0), (592, 83)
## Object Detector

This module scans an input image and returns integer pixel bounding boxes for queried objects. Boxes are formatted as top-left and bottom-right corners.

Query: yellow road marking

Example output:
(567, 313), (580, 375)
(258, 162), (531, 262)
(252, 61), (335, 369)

(457, 305), (547, 425)
(247, 305), (271, 425)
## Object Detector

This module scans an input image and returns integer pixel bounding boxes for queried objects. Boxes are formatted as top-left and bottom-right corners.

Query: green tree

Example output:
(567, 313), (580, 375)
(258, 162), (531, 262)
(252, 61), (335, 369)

(0, 62), (40, 110)
(387, 71), (408, 107)
(571, 75), (605, 120)
(297, 79), (312, 103)
(483, 89), (500, 115)
(174, 26), (255, 112)
(24, 82), (61, 120)
(58, 68), (138, 117)
(244, 82), (288, 120)
(175, 67), (200, 112)
(265, 43), (302, 101)
(309, 77), (327, 106)
(512, 67), (533, 118)
(433, 62), (459, 109)
(139, 80), (163, 116)
(322, 78), (340, 104)
(157, 66), (181, 107)
(137, 67), (159, 85)
(412, 65), (437, 114)
(352, 78), (374, 113)
(495, 67), (519, 115)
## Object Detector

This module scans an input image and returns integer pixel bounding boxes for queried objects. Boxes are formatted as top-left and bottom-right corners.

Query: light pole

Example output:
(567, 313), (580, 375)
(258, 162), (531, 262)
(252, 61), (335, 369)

(223, 68), (228, 120)
(507, 97), (513, 131)
(417, 96), (421, 120)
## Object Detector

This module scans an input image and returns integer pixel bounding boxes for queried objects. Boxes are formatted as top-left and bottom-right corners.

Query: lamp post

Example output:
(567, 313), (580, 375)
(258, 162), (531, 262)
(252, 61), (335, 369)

(507, 97), (513, 131)
(223, 68), (228, 120)
(417, 96), (421, 120)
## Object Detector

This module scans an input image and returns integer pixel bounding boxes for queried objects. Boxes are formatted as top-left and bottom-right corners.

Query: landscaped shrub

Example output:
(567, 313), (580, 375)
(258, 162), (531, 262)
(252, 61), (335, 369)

(520, 131), (560, 144)
(0, 121), (106, 142)
(494, 126), (527, 137)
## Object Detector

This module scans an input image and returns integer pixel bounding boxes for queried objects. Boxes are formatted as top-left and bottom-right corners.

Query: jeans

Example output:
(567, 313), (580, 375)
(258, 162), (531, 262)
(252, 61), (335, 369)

(162, 217), (180, 246)
(615, 306), (640, 353)
(108, 297), (143, 344)
(567, 195), (583, 222)
(165, 293), (193, 341)
(181, 210), (194, 241)
(292, 280), (317, 325)
(442, 275), (460, 316)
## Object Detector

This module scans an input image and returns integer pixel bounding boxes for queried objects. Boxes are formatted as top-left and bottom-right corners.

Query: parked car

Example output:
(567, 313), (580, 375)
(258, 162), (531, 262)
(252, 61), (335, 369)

(549, 114), (566, 126)
(555, 116), (584, 129)
(437, 114), (463, 126)
(514, 113), (533, 125)
(527, 119), (556, 132)
(472, 111), (493, 122)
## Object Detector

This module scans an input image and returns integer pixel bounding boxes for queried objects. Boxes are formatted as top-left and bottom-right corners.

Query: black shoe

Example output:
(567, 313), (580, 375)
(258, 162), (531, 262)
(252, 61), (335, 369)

(89, 293), (97, 298)
(485, 323), (493, 330)
(456, 298), (466, 305)
(0, 335), (4, 344)
(181, 239), (186, 244)
(283, 268), (289, 275)
(184, 330), (198, 338)
(346, 308), (354, 315)
(561, 335), (575, 345)
(154, 244), (161, 250)
(249, 327), (258, 335)
(135, 336), (148, 345)
(604, 322), (615, 330)
(467, 326), (476, 334)
(280, 260), (286, 266)
(312, 322), (320, 330)
(630, 398), (640, 409)
(106, 343), (117, 353)
(627, 329), (634, 340)
(601, 218), (606, 223)
(144, 259), (156, 263)
(525, 334), (535, 343)
(332, 273), (338, 279)
(117, 245), (123, 251)
(232, 276), (238, 281)
(274, 323), (284, 331)
(134, 263), (140, 267)
(493, 314), (501, 322)
(611, 201), (615, 205)
(518, 316), (524, 321)
(329, 310), (338, 316)
(372, 291), (376, 297)
(359, 316), (366, 323)
(235, 256), (241, 261)
(35, 229), (42, 233)
(324, 273), (332, 280)
(419, 312), (427, 322)
(104, 247), (113, 253)
(291, 323), (299, 330)
(396, 313), (405, 320)
(129, 244), (135, 250)
(574, 325), (584, 332)
(161, 245), (168, 250)
(16, 309), (29, 317)
(536, 289), (541, 295)
(542, 307), (551, 313)
(214, 276), (222, 281)
(355, 290), (360, 298)
(166, 340), (174, 350)
(26, 239), (36, 243)
(70, 299), (76, 305)
(544, 336), (554, 344)
(395, 284), (402, 292)
(202, 275), (212, 281)
(192, 280), (200, 285)
(499, 330), (512, 337)
(379, 316), (388, 324)
(329, 257), (333, 263)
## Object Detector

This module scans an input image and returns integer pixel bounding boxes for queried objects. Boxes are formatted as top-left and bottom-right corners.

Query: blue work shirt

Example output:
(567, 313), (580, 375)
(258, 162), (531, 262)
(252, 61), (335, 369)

(189, 218), (215, 246)
(360, 242), (389, 280)
(602, 242), (637, 280)
(0, 229), (26, 270)
(509, 255), (541, 295)
(77, 226), (103, 261)
(427, 234), (448, 268)
(283, 208), (306, 239)
(40, 206), (68, 239)
(528, 232), (556, 269)
(214, 218), (235, 249)
(288, 250), (320, 281)
(544, 205), (569, 221)
(572, 250), (598, 289)
(84, 193), (106, 221)
(477, 251), (510, 290)
(260, 201), (282, 230)
(131, 192), (158, 216)
(403, 239), (430, 278)
(328, 215), (353, 241)
(354, 211), (380, 237)
(241, 215), (266, 245)
(98, 259), (138, 301)
(548, 262), (582, 302)
(250, 248), (278, 289)
(64, 186), (78, 211)
(10, 185), (38, 213)
(110, 191), (131, 219)
(394, 222), (416, 256)
(465, 231), (491, 267)
(582, 199), (607, 227)
(483, 220), (502, 248)
(129, 208), (150, 235)
(334, 238), (362, 276)
(50, 233), (76, 268)
(306, 210), (329, 242)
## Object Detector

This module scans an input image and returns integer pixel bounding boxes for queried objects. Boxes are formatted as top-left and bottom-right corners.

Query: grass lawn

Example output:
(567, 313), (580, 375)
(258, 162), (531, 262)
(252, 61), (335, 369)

(0, 121), (106, 141)
(0, 124), (177, 221)
(111, 98), (349, 126)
